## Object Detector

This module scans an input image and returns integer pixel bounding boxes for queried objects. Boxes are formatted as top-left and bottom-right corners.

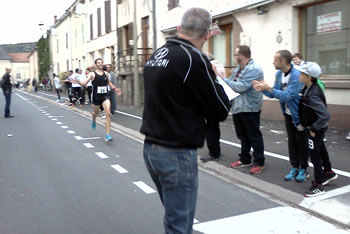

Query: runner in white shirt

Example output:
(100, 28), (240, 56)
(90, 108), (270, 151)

(53, 73), (61, 102)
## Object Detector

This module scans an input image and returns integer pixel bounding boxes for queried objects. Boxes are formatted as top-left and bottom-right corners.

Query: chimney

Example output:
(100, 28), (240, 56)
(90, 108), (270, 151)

(54, 15), (58, 24)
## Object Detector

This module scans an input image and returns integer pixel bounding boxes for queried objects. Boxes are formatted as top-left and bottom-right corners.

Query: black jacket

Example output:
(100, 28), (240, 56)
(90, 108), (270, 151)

(1, 72), (12, 93)
(299, 83), (330, 131)
(140, 37), (230, 148)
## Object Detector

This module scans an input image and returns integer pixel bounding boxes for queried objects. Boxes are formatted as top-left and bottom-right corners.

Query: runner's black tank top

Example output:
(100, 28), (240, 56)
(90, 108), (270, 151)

(92, 71), (109, 95)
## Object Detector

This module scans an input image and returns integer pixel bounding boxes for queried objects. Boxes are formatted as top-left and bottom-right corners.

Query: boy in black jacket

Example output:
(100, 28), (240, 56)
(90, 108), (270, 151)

(296, 62), (337, 197)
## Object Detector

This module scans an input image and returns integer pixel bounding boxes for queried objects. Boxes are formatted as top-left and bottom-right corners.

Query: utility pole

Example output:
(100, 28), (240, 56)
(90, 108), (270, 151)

(133, 0), (140, 106)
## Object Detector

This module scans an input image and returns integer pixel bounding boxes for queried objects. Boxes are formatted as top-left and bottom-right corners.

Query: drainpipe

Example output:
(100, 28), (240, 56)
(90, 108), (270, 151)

(152, 0), (157, 50)
(133, 0), (140, 106)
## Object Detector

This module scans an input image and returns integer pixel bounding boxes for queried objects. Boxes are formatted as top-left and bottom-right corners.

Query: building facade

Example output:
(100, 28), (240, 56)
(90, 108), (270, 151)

(45, 0), (349, 128)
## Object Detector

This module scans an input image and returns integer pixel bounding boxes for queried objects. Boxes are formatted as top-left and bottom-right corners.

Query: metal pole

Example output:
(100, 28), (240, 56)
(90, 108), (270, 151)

(152, 0), (157, 50)
(133, 0), (140, 106)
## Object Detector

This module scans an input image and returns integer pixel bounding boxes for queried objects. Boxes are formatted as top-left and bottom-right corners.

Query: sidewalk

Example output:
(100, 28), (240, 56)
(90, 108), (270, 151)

(22, 90), (350, 228)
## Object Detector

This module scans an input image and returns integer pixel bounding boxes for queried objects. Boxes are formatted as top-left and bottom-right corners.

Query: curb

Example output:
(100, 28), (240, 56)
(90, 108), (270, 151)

(21, 90), (350, 229)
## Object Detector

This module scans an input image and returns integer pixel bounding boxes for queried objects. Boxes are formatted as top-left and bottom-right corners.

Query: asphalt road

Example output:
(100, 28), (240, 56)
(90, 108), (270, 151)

(1, 90), (348, 234)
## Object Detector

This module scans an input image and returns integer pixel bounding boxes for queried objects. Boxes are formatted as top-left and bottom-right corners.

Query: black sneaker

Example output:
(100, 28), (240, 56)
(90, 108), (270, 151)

(200, 155), (220, 162)
(322, 171), (338, 186)
(304, 181), (325, 197)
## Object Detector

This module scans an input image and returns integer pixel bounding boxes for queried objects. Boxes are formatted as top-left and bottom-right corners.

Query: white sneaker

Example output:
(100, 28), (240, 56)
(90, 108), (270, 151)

(346, 132), (350, 141)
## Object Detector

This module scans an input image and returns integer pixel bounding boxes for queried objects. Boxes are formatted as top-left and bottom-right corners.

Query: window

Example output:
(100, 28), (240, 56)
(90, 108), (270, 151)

(16, 73), (21, 79)
(66, 32), (69, 49)
(97, 8), (102, 37)
(301, 0), (350, 76)
(56, 39), (59, 53)
(90, 14), (93, 40)
(74, 29), (78, 48)
(82, 24), (85, 43)
(105, 0), (111, 33)
(66, 59), (69, 71)
(57, 62), (60, 74)
(168, 0), (179, 11)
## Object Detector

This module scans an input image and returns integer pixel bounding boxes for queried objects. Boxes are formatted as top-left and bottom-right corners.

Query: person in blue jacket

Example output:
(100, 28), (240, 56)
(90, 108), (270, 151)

(253, 50), (309, 182)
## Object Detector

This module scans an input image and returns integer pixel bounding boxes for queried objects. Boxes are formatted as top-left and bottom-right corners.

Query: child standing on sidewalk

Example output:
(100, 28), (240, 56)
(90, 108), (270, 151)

(296, 62), (338, 197)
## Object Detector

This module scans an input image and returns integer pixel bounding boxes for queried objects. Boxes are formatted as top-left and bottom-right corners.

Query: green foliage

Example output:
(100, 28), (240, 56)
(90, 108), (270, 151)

(37, 37), (50, 82)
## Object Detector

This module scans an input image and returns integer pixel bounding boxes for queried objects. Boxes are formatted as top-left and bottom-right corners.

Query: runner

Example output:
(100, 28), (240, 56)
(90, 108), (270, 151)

(73, 58), (122, 141)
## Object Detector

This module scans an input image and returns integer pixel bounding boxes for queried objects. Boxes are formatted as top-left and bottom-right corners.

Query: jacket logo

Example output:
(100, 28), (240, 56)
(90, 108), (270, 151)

(154, 48), (169, 59)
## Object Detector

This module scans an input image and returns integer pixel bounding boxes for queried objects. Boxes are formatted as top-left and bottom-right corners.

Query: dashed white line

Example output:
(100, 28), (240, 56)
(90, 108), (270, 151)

(52, 118), (58, 121)
(48, 116), (53, 118)
(74, 136), (101, 140)
(67, 130), (75, 134)
(95, 152), (109, 159)
(45, 113), (50, 115)
(61, 126), (69, 129)
(56, 122), (63, 125)
(133, 181), (156, 194)
(83, 143), (94, 148)
(111, 164), (128, 174)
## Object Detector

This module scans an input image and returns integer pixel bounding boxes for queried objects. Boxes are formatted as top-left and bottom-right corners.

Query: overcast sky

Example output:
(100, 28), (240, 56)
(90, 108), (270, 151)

(0, 0), (75, 45)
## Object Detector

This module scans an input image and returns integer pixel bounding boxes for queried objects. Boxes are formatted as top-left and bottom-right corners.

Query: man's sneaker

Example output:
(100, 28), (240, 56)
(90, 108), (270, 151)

(322, 171), (338, 185)
(346, 132), (350, 141)
(285, 168), (298, 181)
(250, 165), (264, 174)
(105, 134), (112, 142)
(296, 169), (309, 182)
(200, 155), (220, 163)
(304, 181), (325, 197)
(91, 121), (96, 130)
(230, 160), (252, 168)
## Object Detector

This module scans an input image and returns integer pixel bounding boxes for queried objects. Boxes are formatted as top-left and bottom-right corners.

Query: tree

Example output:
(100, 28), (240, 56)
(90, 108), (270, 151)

(37, 36), (50, 82)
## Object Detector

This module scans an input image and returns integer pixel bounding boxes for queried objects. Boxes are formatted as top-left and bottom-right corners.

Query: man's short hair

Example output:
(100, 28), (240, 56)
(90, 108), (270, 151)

(75, 68), (79, 73)
(237, 45), (251, 59)
(292, 53), (303, 59)
(180, 7), (212, 39)
(94, 58), (103, 64)
(277, 50), (292, 64)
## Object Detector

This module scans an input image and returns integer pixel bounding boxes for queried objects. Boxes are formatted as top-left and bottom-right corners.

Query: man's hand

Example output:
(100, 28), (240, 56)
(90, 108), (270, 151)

(253, 80), (271, 91)
(114, 88), (122, 96)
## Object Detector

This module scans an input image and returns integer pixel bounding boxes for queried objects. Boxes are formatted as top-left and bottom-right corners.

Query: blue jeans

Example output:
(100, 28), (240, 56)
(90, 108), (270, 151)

(4, 91), (11, 117)
(143, 143), (198, 234)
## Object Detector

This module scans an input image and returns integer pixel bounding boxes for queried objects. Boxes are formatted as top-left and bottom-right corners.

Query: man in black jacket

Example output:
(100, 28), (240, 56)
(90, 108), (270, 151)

(140, 7), (230, 234)
(1, 68), (14, 118)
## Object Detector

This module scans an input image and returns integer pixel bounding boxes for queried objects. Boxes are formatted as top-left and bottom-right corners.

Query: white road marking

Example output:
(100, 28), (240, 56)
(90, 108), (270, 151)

(95, 152), (109, 159)
(133, 181), (156, 194)
(45, 113), (50, 115)
(193, 219), (199, 224)
(49, 116), (64, 118)
(83, 143), (94, 148)
(111, 164), (128, 173)
(52, 119), (58, 121)
(193, 207), (350, 234)
(56, 122), (63, 125)
(61, 126), (69, 129)
(15, 93), (28, 101)
(67, 130), (75, 134)
(74, 136), (101, 140)
(115, 111), (143, 120)
(48, 116), (53, 118)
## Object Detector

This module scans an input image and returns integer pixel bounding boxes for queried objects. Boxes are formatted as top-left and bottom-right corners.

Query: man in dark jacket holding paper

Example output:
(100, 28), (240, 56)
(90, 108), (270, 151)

(140, 7), (230, 234)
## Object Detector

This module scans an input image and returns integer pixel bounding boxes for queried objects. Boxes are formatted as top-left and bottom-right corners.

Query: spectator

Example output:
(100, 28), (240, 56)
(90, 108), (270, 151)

(296, 62), (337, 197)
(224, 45), (265, 174)
(292, 53), (305, 66)
(140, 7), (230, 234)
(253, 50), (309, 182)
(1, 68), (14, 118)
(53, 73), (61, 102)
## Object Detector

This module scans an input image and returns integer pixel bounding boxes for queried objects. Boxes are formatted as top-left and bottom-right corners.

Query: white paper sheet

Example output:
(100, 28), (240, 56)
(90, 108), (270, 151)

(217, 77), (240, 101)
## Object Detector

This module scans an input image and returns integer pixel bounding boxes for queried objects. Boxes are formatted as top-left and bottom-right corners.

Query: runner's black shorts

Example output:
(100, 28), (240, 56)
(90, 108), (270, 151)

(93, 94), (110, 106)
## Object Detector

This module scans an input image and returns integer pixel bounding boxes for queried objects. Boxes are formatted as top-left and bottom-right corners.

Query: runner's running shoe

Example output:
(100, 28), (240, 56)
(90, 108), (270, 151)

(105, 134), (112, 142)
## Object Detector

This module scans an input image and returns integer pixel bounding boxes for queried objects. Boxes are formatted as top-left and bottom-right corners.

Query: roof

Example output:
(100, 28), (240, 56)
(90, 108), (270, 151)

(0, 42), (36, 53)
(0, 47), (11, 60)
(7, 53), (30, 63)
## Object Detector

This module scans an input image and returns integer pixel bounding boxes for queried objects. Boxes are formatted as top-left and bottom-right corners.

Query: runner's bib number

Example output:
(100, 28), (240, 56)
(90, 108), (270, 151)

(97, 86), (109, 94)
